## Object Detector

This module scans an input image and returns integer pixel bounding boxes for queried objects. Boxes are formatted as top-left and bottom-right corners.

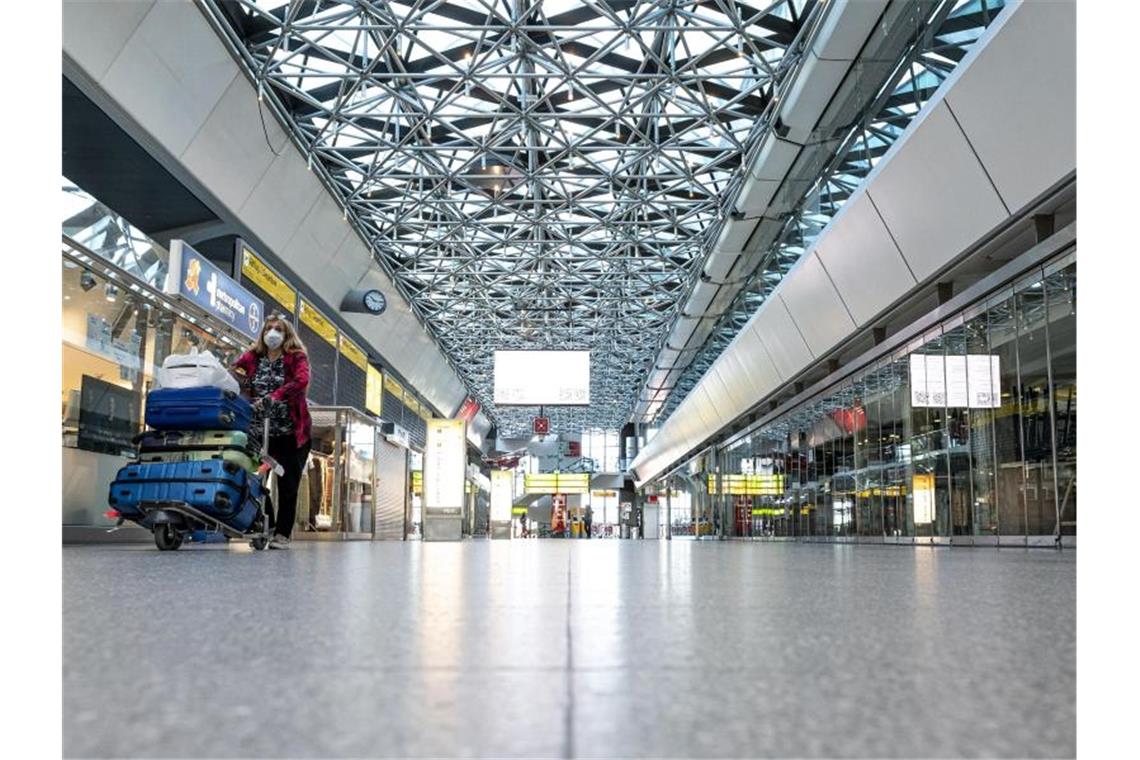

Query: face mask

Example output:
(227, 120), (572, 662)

(264, 330), (284, 350)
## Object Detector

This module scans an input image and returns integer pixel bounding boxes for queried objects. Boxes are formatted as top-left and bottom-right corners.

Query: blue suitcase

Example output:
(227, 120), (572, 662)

(145, 387), (252, 432)
(108, 459), (262, 531)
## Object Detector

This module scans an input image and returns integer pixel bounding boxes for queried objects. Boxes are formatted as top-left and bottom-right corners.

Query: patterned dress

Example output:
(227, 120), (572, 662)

(249, 355), (294, 445)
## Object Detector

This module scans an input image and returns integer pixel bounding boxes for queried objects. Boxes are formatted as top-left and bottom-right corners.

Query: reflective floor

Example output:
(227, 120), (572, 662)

(64, 540), (1075, 758)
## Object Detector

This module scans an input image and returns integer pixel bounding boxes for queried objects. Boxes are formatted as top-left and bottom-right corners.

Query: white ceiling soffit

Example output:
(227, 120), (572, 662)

(632, 0), (1074, 487)
(61, 0), (471, 417)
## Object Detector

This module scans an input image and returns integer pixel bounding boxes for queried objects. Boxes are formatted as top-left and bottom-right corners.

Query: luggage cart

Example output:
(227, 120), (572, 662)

(110, 419), (285, 551)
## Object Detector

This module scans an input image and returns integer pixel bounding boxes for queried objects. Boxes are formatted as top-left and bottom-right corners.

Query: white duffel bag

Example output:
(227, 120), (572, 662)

(156, 348), (240, 394)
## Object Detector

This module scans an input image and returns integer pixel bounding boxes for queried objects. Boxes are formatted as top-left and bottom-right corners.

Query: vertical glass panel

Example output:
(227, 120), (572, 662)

(882, 355), (911, 539)
(942, 322), (975, 540)
(988, 290), (1026, 540)
(833, 386), (857, 539)
(788, 425), (806, 537)
(860, 363), (889, 539)
(1016, 274), (1057, 537)
(1046, 263), (1076, 537)
(964, 307), (999, 538)
(910, 329), (952, 540)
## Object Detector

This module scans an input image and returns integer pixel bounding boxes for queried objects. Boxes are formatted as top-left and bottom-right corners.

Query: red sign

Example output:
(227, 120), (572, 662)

(456, 397), (480, 423)
(567, 440), (581, 457)
(533, 416), (550, 435)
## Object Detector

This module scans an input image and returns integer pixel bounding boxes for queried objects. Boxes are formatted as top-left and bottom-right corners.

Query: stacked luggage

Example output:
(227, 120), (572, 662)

(106, 351), (273, 550)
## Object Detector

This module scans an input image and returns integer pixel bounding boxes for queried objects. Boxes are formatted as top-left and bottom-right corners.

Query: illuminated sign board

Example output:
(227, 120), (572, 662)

(491, 469), (514, 522)
(707, 474), (785, 496)
(165, 240), (265, 340)
(424, 419), (466, 514)
(240, 245), (295, 313)
(494, 350), (590, 405)
(524, 472), (590, 495)
(912, 473), (935, 524)
(909, 354), (1001, 408)
(299, 299), (337, 346)
(365, 366), (383, 416)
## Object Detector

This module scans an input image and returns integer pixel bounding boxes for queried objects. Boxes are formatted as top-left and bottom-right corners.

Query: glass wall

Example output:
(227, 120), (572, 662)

(682, 254), (1076, 545)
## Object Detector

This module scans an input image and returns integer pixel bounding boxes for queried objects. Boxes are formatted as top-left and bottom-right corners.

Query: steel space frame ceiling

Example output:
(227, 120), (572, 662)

(205, 0), (814, 435)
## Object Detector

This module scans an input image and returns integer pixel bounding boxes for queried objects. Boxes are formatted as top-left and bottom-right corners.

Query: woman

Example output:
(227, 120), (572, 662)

(233, 316), (312, 549)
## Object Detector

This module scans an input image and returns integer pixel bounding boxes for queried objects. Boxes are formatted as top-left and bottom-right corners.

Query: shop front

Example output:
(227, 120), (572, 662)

(661, 244), (1077, 547)
(62, 184), (249, 536)
(61, 180), (432, 541)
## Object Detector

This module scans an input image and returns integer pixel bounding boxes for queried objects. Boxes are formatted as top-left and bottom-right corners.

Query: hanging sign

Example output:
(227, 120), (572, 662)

(910, 354), (1001, 409)
(165, 240), (265, 340)
(524, 472), (589, 495)
(239, 244), (295, 313)
(456, 396), (481, 423)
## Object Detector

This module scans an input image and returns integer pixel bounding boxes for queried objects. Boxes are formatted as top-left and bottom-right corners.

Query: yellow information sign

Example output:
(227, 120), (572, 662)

(338, 334), (368, 371)
(299, 299), (337, 346)
(384, 374), (405, 400)
(241, 246), (295, 312)
(365, 366), (383, 416)
(524, 473), (589, 495)
(707, 474), (785, 496)
(591, 490), (618, 498)
(412, 470), (423, 496)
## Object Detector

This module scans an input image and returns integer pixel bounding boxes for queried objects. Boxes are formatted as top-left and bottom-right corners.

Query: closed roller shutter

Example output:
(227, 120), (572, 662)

(375, 439), (407, 540)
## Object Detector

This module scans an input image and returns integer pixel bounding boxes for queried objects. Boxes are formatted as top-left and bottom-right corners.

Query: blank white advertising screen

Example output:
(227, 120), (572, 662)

(494, 350), (590, 405)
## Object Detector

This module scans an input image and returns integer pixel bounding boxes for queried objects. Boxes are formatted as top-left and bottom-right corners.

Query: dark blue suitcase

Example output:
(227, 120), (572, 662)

(145, 387), (252, 432)
(108, 459), (262, 531)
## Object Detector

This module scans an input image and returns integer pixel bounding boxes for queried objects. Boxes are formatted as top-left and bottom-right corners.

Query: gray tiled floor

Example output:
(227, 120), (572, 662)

(63, 540), (1075, 758)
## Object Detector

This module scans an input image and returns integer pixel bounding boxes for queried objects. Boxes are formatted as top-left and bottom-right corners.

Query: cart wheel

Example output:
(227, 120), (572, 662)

(154, 525), (184, 551)
(250, 536), (269, 551)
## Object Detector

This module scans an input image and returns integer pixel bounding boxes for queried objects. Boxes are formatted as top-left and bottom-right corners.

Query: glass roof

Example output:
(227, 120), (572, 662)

(208, 0), (813, 435)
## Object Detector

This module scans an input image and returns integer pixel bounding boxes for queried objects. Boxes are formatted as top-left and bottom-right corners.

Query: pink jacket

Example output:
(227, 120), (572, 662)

(233, 350), (312, 447)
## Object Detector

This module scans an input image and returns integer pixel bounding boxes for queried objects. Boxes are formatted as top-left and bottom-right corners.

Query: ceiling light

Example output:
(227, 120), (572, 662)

(105, 284), (119, 302)
(79, 271), (97, 292)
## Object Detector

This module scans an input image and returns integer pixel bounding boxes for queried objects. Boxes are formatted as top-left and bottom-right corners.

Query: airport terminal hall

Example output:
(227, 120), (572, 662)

(52, 0), (1089, 758)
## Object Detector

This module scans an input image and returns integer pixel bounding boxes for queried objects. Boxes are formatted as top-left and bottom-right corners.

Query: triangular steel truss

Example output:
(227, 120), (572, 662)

(206, 0), (813, 435)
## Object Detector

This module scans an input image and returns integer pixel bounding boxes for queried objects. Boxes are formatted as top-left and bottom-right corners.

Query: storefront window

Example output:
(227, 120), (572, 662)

(679, 253), (1076, 545)
(62, 260), (154, 455)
